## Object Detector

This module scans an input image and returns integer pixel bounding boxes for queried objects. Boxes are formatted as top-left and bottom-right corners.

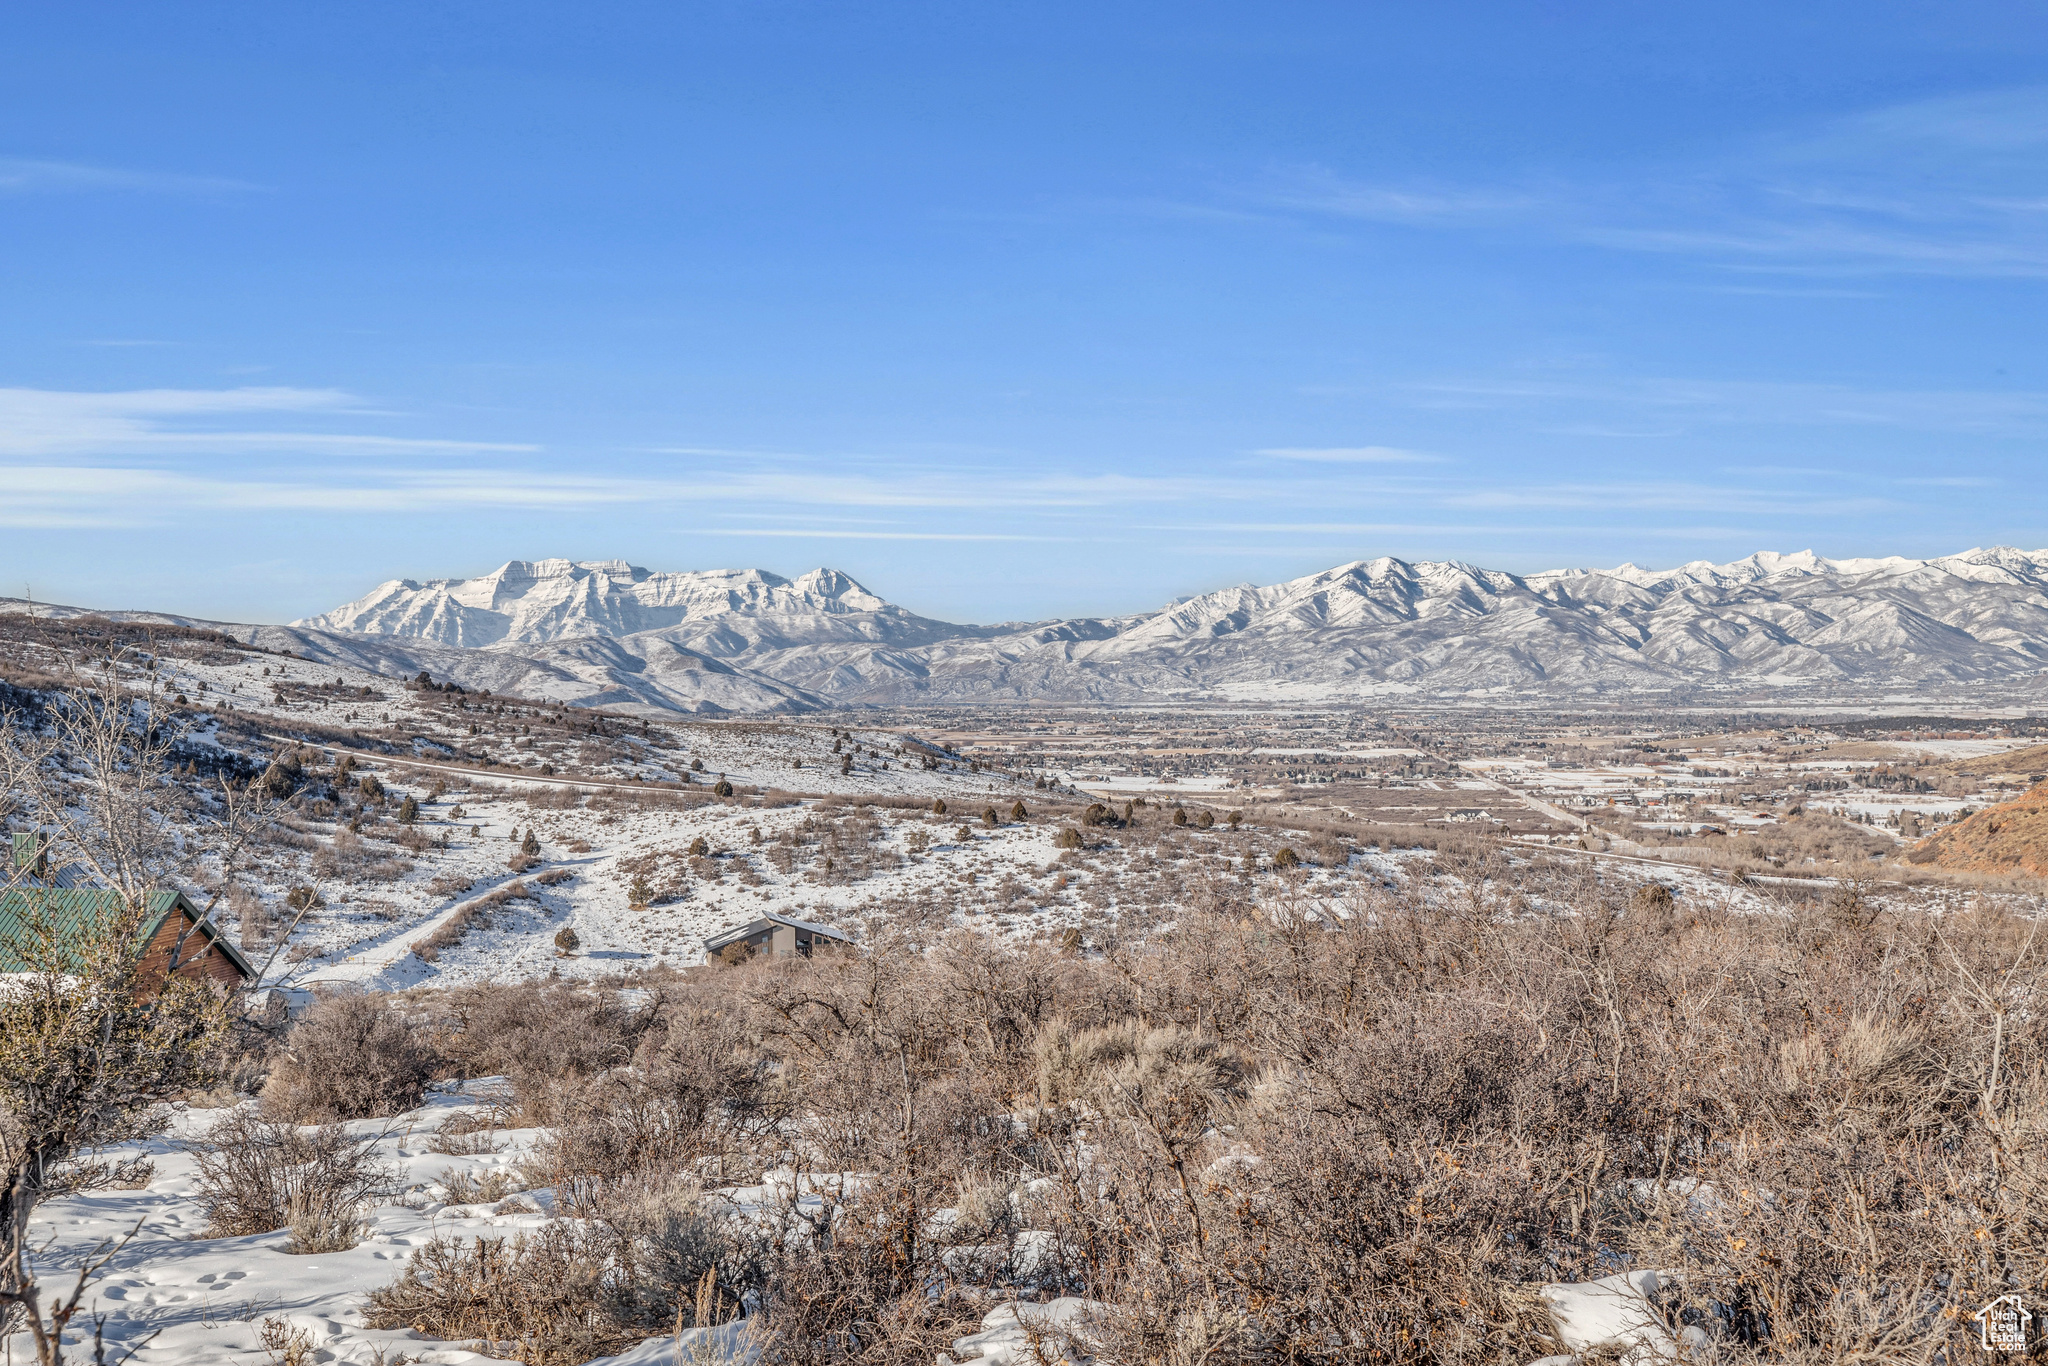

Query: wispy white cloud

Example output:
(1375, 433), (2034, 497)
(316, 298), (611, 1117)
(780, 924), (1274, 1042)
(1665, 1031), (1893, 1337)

(0, 157), (257, 195)
(1404, 375), (2048, 436)
(1238, 88), (2048, 279)
(1139, 522), (1503, 534)
(1147, 521), (1774, 541)
(0, 386), (1287, 527)
(0, 386), (536, 458)
(0, 385), (1948, 544)
(1255, 446), (1443, 464)
(1252, 166), (1537, 223)
(1717, 465), (1852, 479)
(689, 528), (1061, 542)
(0, 460), (1272, 528)
(1444, 480), (1893, 516)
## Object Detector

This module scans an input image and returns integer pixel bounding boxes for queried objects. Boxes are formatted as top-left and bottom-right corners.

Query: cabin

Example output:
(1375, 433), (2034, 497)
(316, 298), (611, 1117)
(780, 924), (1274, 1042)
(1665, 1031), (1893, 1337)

(703, 913), (850, 963)
(0, 888), (257, 992)
(13, 832), (48, 880)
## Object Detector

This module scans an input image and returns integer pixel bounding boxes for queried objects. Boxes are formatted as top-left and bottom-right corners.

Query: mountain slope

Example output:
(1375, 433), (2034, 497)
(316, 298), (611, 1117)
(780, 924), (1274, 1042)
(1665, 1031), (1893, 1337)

(36, 546), (2048, 711)
(299, 559), (972, 651)
(1910, 781), (2048, 877)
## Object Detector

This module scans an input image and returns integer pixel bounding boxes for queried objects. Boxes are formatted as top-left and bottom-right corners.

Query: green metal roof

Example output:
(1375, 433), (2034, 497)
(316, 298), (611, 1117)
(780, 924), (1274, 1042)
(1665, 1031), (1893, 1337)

(0, 887), (256, 981)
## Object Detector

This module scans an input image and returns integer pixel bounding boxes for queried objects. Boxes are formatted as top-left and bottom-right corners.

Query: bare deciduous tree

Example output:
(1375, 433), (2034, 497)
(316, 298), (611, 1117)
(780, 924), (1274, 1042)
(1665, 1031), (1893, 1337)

(0, 648), (286, 1364)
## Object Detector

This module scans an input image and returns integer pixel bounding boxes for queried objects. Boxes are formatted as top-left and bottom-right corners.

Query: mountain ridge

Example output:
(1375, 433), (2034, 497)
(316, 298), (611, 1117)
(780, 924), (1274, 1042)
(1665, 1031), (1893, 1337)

(11, 548), (2047, 714)
(277, 548), (2048, 709)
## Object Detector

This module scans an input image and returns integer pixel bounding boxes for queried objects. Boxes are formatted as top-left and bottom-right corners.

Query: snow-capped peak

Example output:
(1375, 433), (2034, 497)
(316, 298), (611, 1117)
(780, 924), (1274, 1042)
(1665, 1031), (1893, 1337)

(295, 559), (917, 647)
(288, 546), (2048, 707)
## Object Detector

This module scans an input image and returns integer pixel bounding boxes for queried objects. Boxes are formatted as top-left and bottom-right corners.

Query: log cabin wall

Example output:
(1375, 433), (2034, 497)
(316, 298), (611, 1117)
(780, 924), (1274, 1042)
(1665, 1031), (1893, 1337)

(137, 911), (249, 992)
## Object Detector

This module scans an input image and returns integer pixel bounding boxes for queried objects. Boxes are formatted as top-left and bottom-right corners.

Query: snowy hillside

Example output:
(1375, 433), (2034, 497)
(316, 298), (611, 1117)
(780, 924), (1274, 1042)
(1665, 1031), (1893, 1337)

(273, 548), (2048, 706)
(297, 559), (972, 651)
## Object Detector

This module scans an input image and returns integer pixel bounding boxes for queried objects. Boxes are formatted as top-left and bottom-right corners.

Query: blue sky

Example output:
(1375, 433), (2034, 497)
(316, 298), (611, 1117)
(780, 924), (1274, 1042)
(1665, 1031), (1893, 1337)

(4, 2), (2047, 625)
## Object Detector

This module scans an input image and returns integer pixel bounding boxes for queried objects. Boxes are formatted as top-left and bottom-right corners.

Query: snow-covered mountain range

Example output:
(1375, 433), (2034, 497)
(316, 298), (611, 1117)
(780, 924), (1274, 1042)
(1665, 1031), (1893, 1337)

(11, 550), (2047, 711)
(261, 548), (2048, 710)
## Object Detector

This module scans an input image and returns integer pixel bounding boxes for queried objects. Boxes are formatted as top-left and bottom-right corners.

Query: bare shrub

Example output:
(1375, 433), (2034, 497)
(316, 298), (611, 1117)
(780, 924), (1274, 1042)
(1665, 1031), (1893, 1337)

(414, 880), (532, 963)
(754, 1171), (992, 1366)
(424, 981), (659, 1126)
(365, 1224), (634, 1365)
(364, 1193), (762, 1366)
(439, 1166), (520, 1205)
(429, 1111), (505, 1155)
(333, 853), (2048, 1366)
(230, 881), (272, 948)
(258, 1316), (314, 1366)
(523, 997), (779, 1197)
(189, 1111), (393, 1253)
(262, 991), (437, 1122)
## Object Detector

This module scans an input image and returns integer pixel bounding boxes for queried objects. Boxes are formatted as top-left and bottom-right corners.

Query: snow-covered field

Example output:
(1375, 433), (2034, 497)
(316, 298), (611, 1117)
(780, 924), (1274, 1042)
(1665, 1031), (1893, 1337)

(290, 784), (1105, 990)
(23, 1081), (809, 1366)
(85, 636), (1172, 990)
(1066, 773), (1233, 794)
(33, 1085), (539, 1366)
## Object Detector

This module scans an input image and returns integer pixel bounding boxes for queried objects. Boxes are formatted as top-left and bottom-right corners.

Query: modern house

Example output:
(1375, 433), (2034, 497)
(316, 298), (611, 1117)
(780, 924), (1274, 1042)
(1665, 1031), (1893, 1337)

(0, 887), (257, 992)
(703, 912), (850, 962)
